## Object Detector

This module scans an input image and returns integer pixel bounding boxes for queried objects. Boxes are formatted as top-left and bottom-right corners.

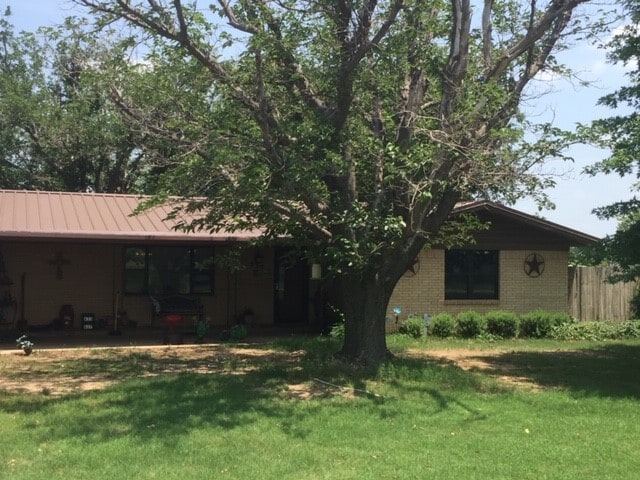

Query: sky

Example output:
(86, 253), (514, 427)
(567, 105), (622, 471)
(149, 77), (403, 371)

(3, 0), (637, 238)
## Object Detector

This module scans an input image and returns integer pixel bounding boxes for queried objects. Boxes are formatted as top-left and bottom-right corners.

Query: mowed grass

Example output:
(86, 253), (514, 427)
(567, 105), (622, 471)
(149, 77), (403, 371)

(1, 337), (640, 479)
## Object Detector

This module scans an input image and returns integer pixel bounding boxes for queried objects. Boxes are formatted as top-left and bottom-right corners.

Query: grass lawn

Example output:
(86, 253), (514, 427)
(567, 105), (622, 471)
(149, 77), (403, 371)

(1, 336), (639, 479)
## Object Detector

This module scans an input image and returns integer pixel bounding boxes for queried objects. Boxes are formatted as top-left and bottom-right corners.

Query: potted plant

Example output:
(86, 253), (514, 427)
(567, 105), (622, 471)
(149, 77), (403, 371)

(16, 335), (33, 356)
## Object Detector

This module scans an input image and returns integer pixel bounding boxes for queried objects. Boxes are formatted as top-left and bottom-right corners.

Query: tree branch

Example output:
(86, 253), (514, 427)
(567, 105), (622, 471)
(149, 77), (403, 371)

(482, 0), (493, 70)
(270, 200), (333, 240)
(76, 0), (262, 113)
(484, 0), (586, 81)
(217, 0), (260, 35)
(440, 0), (471, 118)
(344, 0), (404, 72)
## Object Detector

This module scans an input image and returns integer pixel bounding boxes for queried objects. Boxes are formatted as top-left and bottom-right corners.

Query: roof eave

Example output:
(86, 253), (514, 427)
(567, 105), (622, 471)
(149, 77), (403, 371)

(0, 231), (259, 243)
(452, 200), (601, 246)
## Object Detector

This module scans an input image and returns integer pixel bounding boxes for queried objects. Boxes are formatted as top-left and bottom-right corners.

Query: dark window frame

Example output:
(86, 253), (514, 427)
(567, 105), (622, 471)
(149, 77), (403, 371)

(444, 249), (499, 300)
(123, 246), (214, 295)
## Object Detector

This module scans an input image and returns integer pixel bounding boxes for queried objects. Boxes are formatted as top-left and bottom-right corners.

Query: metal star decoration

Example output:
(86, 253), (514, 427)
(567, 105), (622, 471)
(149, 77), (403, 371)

(524, 253), (545, 278)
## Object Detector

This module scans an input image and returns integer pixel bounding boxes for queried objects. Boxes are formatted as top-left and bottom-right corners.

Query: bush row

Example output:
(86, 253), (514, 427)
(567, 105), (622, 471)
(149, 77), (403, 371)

(397, 310), (640, 341)
(426, 310), (571, 339)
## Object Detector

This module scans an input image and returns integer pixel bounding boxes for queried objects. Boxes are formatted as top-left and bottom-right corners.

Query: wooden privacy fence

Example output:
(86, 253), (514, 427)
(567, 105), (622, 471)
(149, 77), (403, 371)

(569, 266), (638, 321)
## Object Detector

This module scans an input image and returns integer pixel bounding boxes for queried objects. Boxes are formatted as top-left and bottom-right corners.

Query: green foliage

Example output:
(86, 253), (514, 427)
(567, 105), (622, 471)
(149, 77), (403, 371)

(569, 245), (605, 267)
(484, 311), (519, 339)
(398, 316), (425, 339)
(429, 313), (456, 338)
(519, 310), (571, 338)
(550, 321), (640, 341)
(596, 213), (640, 282)
(229, 324), (248, 341)
(329, 321), (345, 339)
(583, 0), (640, 282)
(326, 305), (345, 339)
(631, 286), (640, 320)
(0, 15), (145, 192)
(455, 311), (486, 338)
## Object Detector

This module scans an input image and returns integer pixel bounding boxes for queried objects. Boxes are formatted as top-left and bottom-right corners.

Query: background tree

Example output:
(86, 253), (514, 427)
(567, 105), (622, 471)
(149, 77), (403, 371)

(0, 9), (144, 192)
(75, 0), (602, 366)
(582, 0), (640, 283)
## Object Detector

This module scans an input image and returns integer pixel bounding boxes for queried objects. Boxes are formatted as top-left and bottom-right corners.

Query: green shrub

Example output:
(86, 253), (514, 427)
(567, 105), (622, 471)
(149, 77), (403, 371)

(622, 320), (640, 338)
(519, 310), (574, 338)
(485, 311), (519, 338)
(429, 313), (455, 338)
(455, 311), (485, 338)
(550, 320), (640, 341)
(631, 286), (640, 319)
(548, 311), (573, 326)
(398, 316), (425, 339)
(519, 310), (553, 338)
(229, 324), (248, 341)
(329, 321), (345, 339)
(327, 306), (345, 339)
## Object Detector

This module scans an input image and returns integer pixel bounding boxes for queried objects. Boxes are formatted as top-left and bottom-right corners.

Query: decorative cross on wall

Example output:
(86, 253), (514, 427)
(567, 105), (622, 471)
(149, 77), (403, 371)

(49, 252), (71, 280)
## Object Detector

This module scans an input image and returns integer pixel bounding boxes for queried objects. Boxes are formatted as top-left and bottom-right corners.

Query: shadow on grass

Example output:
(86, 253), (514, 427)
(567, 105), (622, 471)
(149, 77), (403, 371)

(9, 366), (326, 445)
(467, 343), (640, 398)
(0, 341), (497, 446)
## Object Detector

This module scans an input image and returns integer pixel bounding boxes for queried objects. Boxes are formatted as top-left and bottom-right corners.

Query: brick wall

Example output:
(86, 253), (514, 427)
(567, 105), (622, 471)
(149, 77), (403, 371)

(387, 249), (569, 326)
(2, 242), (278, 328)
(4, 241), (119, 326)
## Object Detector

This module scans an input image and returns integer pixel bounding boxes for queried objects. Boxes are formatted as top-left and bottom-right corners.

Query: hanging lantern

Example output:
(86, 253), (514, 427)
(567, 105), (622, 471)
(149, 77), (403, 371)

(311, 263), (322, 280)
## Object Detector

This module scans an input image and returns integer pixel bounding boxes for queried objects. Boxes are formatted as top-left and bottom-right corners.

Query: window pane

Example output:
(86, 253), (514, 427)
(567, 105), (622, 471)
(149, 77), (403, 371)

(445, 250), (499, 300)
(148, 247), (191, 295)
(123, 246), (214, 295)
(124, 247), (146, 294)
(191, 248), (214, 294)
(445, 250), (468, 299)
(470, 251), (499, 299)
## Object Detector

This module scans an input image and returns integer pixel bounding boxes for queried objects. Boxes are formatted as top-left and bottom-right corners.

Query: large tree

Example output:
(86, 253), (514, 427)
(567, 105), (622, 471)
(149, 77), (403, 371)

(583, 0), (640, 283)
(0, 10), (144, 192)
(75, 0), (600, 365)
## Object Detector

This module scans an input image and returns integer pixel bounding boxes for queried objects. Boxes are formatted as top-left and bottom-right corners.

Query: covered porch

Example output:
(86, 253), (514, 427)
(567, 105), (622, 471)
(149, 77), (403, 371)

(0, 190), (323, 346)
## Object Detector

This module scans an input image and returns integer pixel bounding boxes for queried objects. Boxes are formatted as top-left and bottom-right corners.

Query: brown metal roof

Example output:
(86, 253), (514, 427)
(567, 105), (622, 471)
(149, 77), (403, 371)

(0, 190), (599, 246)
(0, 190), (261, 243)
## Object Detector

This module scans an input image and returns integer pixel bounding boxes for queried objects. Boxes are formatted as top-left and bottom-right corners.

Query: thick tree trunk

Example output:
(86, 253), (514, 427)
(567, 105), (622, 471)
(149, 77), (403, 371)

(337, 274), (395, 367)
(334, 232), (432, 367)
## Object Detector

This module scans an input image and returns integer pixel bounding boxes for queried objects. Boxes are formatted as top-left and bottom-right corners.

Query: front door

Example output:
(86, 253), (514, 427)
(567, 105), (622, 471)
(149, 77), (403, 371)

(274, 249), (309, 324)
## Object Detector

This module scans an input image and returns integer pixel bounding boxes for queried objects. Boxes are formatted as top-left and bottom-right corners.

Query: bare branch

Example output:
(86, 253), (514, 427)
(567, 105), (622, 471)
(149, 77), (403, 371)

(485, 0), (587, 81)
(75, 0), (262, 112)
(173, 0), (189, 40)
(264, 18), (334, 120)
(217, 0), (260, 35)
(270, 200), (333, 241)
(482, 0), (493, 70)
(473, 4), (574, 139)
(440, 0), (471, 118)
(344, 0), (404, 72)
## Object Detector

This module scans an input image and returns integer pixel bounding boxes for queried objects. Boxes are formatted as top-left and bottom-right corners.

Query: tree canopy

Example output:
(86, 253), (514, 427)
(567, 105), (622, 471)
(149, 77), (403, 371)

(0, 9), (145, 192)
(582, 0), (640, 283)
(72, 0), (604, 365)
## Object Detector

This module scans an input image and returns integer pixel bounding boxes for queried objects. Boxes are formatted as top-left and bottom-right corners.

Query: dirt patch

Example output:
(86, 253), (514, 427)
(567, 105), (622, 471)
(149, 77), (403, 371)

(0, 344), (305, 396)
(0, 344), (549, 397)
(405, 348), (549, 391)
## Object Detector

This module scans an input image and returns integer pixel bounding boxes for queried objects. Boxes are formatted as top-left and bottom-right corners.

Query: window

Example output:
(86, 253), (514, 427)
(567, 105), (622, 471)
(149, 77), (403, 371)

(124, 246), (214, 295)
(445, 250), (499, 300)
